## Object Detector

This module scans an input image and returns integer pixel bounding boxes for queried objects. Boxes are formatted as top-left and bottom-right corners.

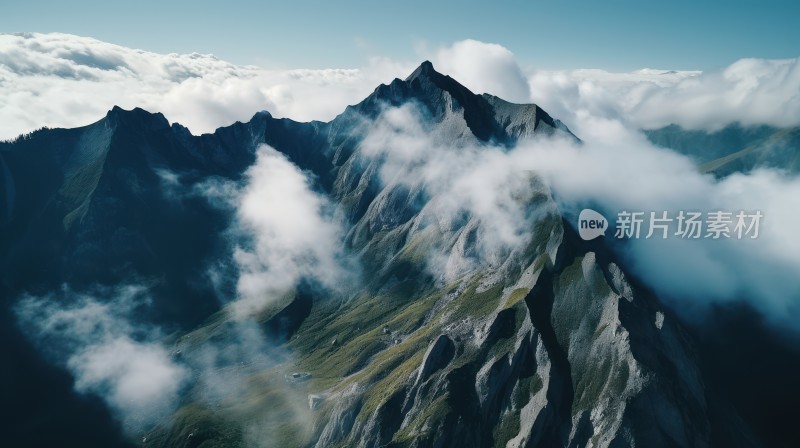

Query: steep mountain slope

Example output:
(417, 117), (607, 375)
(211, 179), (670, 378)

(0, 62), (763, 448)
(295, 224), (727, 447)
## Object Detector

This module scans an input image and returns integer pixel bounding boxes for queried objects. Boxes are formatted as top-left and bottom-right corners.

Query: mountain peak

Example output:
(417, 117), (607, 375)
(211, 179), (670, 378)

(343, 60), (578, 144)
(104, 105), (170, 131)
(405, 60), (439, 82)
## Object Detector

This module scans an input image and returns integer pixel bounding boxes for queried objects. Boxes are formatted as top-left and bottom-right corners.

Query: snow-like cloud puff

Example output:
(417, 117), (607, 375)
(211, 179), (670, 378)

(160, 143), (353, 314)
(208, 144), (351, 316)
(14, 285), (188, 433)
(432, 39), (532, 103)
(232, 145), (345, 314)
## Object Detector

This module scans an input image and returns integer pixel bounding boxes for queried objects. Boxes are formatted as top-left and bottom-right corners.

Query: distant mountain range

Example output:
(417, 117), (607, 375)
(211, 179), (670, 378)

(646, 123), (800, 175)
(1, 62), (798, 448)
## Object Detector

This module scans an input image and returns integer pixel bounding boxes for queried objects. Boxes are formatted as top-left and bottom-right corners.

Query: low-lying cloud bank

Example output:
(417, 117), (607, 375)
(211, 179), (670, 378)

(528, 58), (800, 133)
(0, 32), (410, 140)
(2, 33), (799, 141)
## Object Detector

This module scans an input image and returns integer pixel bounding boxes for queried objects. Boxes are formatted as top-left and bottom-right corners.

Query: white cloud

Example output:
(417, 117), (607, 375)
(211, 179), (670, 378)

(432, 39), (531, 103)
(68, 338), (186, 421)
(14, 285), (188, 432)
(528, 58), (800, 132)
(231, 145), (348, 315)
(527, 68), (699, 133)
(358, 104), (560, 279)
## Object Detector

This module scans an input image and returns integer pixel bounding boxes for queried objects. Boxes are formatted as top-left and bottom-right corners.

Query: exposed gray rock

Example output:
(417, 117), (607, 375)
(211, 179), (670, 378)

(416, 335), (456, 385)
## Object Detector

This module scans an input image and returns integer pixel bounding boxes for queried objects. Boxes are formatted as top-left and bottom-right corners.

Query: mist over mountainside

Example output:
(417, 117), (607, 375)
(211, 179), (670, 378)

(2, 61), (799, 448)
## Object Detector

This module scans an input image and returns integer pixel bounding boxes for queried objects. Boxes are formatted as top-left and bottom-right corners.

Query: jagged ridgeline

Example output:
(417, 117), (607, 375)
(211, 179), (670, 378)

(0, 62), (761, 448)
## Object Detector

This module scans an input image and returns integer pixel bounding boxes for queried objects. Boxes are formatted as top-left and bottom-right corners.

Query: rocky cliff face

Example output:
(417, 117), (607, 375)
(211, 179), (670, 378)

(0, 62), (762, 447)
(304, 172), (736, 448)
(283, 66), (721, 447)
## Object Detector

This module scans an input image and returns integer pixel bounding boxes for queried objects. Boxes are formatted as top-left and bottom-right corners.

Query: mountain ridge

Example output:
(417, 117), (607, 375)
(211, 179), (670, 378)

(0, 62), (769, 448)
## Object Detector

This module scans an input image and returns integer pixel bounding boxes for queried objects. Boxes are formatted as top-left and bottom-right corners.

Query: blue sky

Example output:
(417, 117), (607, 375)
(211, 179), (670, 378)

(2, 0), (798, 70)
